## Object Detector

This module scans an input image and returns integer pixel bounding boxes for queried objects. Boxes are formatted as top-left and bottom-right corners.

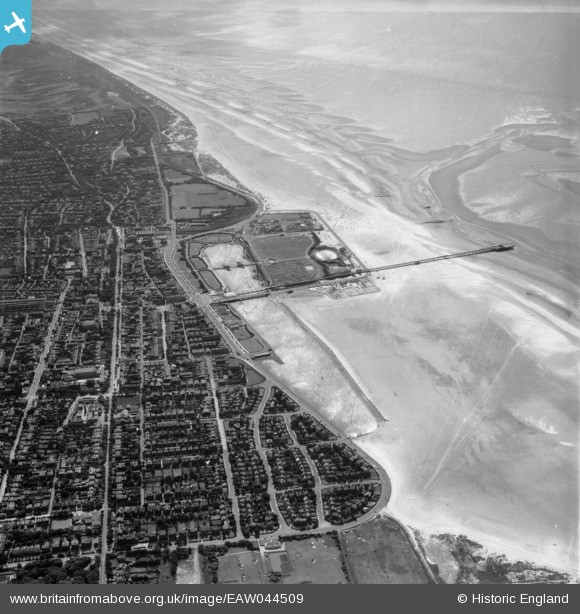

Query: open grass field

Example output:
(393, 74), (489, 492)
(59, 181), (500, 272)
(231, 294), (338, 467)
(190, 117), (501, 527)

(340, 516), (430, 584)
(199, 270), (222, 291)
(171, 183), (246, 220)
(70, 111), (100, 124)
(187, 242), (203, 257)
(277, 535), (348, 584)
(157, 560), (176, 584)
(198, 233), (234, 245)
(218, 551), (266, 584)
(171, 184), (245, 219)
(244, 366), (266, 386)
(252, 212), (322, 234)
(189, 257), (207, 271)
(248, 234), (313, 261)
(239, 337), (264, 353)
(260, 212), (310, 224)
(161, 151), (199, 174)
(263, 259), (324, 286)
(115, 393), (141, 414)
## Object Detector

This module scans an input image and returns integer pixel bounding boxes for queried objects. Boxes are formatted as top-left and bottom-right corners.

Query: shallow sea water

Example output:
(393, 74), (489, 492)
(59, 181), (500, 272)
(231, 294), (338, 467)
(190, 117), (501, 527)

(33, 2), (580, 571)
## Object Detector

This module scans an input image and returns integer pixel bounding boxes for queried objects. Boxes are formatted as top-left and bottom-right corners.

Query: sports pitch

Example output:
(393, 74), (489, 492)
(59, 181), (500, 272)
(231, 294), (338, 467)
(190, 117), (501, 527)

(248, 234), (314, 261)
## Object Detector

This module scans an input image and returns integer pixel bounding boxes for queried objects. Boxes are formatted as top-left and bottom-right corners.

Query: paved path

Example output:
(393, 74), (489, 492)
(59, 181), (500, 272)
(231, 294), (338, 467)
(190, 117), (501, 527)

(145, 103), (393, 546)
(100, 227), (124, 584)
(0, 279), (71, 504)
(139, 303), (146, 507)
(206, 356), (243, 541)
(78, 229), (88, 277)
(250, 384), (291, 534)
(280, 412), (330, 531)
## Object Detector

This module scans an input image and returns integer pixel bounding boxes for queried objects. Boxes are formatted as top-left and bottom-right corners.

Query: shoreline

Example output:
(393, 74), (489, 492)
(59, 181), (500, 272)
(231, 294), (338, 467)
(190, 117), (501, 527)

(422, 127), (579, 300)
(40, 39), (578, 578)
(282, 295), (578, 578)
(274, 299), (386, 427)
(128, 69), (579, 575)
(404, 514), (579, 579)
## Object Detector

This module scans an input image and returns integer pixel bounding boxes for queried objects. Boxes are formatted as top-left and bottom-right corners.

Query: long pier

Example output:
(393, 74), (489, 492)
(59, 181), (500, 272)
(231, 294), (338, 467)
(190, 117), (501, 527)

(215, 243), (514, 304)
(365, 243), (514, 274)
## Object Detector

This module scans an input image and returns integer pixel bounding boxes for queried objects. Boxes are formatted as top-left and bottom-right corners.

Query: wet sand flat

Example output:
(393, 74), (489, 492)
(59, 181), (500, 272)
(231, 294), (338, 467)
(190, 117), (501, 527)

(34, 5), (580, 573)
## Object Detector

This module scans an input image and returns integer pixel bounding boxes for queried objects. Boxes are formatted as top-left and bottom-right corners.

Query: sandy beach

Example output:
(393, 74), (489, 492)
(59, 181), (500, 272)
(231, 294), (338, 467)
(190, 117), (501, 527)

(35, 3), (579, 574)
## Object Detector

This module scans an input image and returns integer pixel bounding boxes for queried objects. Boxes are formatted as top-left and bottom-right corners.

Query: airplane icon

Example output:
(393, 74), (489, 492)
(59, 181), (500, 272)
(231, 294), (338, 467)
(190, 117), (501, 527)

(4, 12), (26, 34)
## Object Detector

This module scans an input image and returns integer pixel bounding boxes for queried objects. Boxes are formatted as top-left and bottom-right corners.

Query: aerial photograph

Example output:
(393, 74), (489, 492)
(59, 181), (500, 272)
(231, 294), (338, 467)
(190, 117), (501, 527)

(0, 0), (578, 590)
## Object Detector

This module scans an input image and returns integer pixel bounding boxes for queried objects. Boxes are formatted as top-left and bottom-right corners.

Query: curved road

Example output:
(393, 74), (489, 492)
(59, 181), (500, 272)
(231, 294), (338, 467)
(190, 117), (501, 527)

(143, 101), (435, 581)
